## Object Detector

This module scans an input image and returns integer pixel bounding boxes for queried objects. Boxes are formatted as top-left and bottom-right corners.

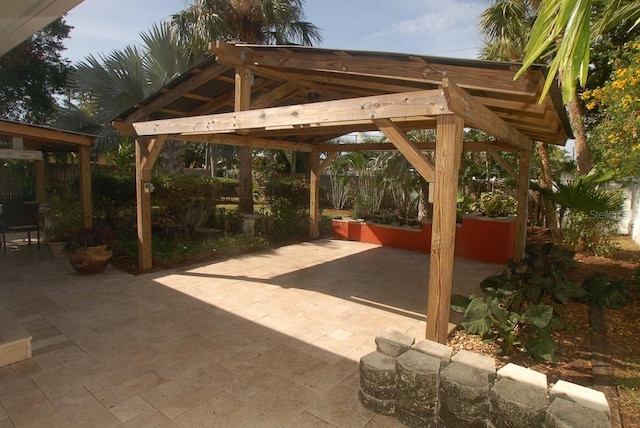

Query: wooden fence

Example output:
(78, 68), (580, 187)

(0, 162), (118, 201)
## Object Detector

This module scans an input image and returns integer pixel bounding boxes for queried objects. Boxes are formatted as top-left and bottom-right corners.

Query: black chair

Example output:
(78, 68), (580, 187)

(1, 200), (40, 253)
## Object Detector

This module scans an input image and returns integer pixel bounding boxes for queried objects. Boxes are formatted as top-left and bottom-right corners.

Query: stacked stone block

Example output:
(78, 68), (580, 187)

(359, 327), (612, 428)
(358, 351), (397, 415)
(490, 364), (548, 428)
(395, 350), (440, 427)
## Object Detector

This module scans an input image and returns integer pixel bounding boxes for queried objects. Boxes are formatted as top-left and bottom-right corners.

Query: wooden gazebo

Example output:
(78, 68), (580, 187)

(114, 42), (571, 342)
(0, 119), (95, 227)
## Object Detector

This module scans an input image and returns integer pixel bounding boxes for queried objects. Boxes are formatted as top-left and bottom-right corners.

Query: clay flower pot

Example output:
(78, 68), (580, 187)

(69, 245), (113, 274)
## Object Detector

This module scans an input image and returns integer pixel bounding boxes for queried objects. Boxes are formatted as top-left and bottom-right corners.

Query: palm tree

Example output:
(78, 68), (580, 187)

(59, 22), (205, 167)
(170, 0), (322, 213)
(58, 24), (203, 151)
(516, 0), (640, 176)
(519, 0), (640, 102)
(478, 0), (561, 237)
(478, 0), (536, 61)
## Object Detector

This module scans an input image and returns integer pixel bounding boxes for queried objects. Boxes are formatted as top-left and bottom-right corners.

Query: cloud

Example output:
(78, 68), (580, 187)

(359, 0), (485, 58)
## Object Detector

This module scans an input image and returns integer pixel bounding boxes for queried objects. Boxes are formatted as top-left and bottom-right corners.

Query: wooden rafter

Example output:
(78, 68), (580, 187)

(124, 62), (229, 123)
(212, 42), (540, 97)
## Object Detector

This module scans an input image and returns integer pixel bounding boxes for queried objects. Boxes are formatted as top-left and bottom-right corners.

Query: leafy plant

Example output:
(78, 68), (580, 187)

(64, 224), (116, 254)
(580, 272), (629, 309)
(269, 197), (298, 237)
(534, 169), (624, 255)
(480, 243), (583, 305)
(43, 189), (83, 242)
(471, 189), (517, 217)
(451, 293), (558, 362)
(450, 242), (591, 362)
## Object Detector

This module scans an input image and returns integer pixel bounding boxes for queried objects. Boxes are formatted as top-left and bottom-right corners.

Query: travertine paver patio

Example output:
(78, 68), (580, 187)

(0, 237), (502, 427)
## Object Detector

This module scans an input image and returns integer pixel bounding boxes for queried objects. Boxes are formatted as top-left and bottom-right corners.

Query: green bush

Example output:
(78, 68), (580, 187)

(580, 273), (629, 309)
(451, 243), (585, 362)
(471, 189), (517, 217)
(451, 293), (558, 362)
(92, 172), (136, 231)
(264, 176), (328, 210)
(269, 197), (298, 237)
(153, 174), (237, 235)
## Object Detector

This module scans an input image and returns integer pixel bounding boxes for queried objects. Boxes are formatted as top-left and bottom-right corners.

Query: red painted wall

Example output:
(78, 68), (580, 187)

(331, 215), (516, 264)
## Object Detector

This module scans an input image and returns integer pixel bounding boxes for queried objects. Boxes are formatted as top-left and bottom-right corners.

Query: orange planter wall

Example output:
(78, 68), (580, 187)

(332, 215), (516, 264)
(454, 216), (517, 263)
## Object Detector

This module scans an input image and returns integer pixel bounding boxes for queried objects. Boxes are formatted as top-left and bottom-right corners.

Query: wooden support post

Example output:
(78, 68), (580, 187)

(514, 150), (532, 262)
(135, 135), (166, 270)
(309, 152), (338, 238)
(236, 67), (253, 214)
(34, 160), (45, 204)
(426, 114), (464, 343)
(309, 150), (321, 239)
(78, 145), (92, 228)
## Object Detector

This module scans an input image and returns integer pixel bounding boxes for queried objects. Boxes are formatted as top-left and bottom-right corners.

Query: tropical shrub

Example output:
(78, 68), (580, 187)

(152, 174), (237, 235)
(471, 189), (517, 217)
(580, 272), (629, 309)
(451, 243), (584, 362)
(451, 293), (558, 362)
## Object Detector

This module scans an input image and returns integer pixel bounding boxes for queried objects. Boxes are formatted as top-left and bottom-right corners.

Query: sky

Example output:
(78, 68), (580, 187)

(62, 0), (488, 64)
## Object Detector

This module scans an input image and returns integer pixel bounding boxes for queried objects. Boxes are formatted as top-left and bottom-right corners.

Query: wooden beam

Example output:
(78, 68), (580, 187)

(514, 150), (532, 262)
(140, 135), (166, 173)
(373, 118), (435, 182)
(212, 42), (541, 97)
(78, 146), (92, 228)
(0, 149), (42, 160)
(316, 141), (516, 153)
(178, 133), (314, 152)
(489, 151), (518, 180)
(252, 82), (303, 109)
(35, 160), (45, 204)
(318, 152), (338, 173)
(132, 89), (449, 136)
(123, 63), (230, 123)
(426, 114), (464, 343)
(0, 121), (94, 147)
(442, 78), (533, 152)
(309, 150), (321, 239)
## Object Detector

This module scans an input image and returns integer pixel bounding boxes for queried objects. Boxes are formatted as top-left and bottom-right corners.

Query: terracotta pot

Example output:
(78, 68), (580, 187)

(69, 246), (112, 274)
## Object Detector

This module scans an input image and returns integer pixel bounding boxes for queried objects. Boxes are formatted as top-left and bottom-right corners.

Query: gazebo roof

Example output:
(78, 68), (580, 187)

(114, 42), (571, 150)
(0, 119), (95, 157)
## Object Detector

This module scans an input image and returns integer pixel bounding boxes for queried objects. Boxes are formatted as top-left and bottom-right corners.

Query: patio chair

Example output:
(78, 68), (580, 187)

(1, 200), (40, 253)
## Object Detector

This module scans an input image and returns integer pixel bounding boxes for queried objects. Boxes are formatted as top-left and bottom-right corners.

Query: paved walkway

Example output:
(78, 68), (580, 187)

(0, 237), (501, 427)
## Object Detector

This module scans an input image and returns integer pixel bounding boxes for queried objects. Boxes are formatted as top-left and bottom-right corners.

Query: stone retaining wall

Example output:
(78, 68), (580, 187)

(359, 327), (611, 428)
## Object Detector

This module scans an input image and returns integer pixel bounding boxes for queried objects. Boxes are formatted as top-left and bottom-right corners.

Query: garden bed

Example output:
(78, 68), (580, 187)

(332, 214), (517, 263)
(448, 235), (640, 427)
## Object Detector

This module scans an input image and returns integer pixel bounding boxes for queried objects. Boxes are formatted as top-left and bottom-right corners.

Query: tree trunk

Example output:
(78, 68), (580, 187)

(538, 142), (562, 240)
(237, 146), (253, 213)
(566, 93), (592, 175)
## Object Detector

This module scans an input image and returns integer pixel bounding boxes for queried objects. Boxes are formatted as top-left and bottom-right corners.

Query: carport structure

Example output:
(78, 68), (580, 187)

(114, 42), (571, 342)
(0, 119), (95, 227)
